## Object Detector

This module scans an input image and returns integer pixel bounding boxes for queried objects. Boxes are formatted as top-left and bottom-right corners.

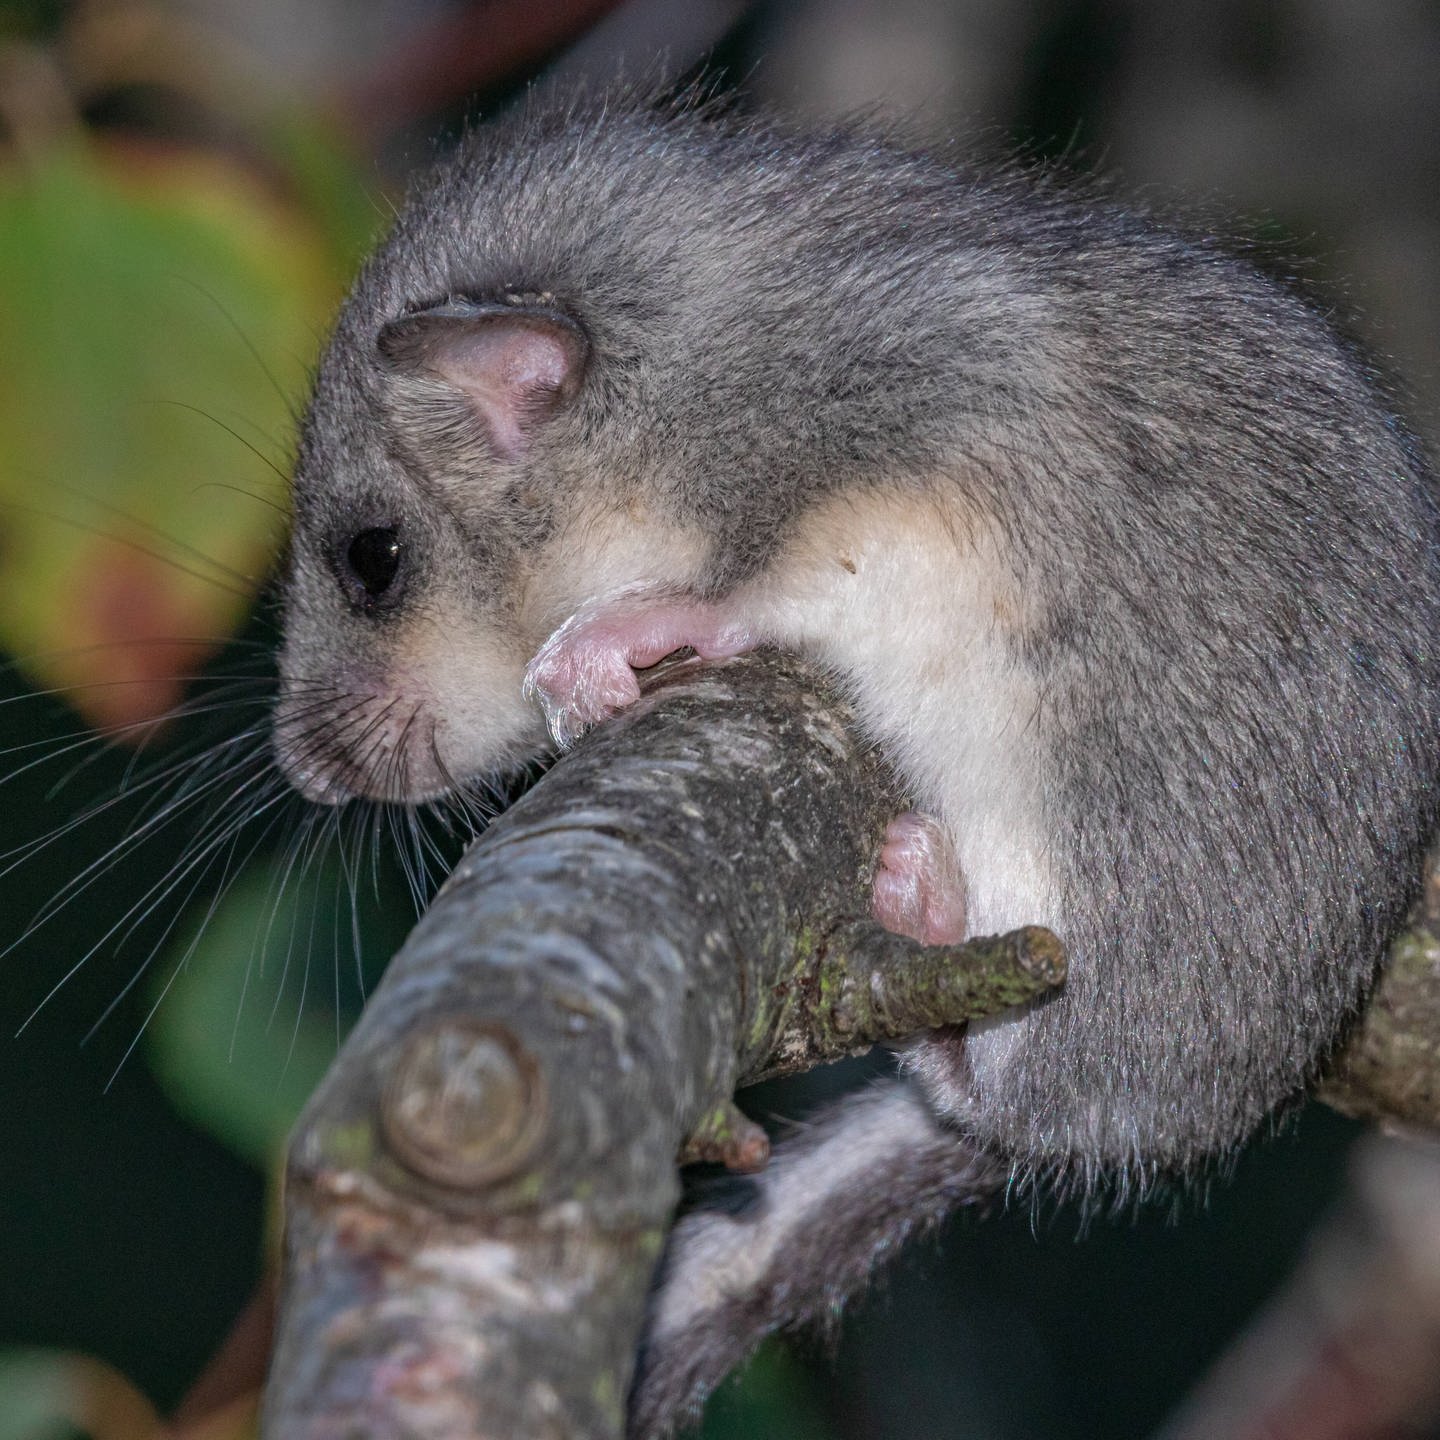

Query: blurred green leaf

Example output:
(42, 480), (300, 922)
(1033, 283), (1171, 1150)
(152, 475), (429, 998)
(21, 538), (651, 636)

(145, 858), (349, 1169)
(700, 1342), (836, 1440)
(146, 846), (413, 1167)
(0, 136), (354, 731)
(0, 1347), (157, 1440)
(262, 108), (385, 276)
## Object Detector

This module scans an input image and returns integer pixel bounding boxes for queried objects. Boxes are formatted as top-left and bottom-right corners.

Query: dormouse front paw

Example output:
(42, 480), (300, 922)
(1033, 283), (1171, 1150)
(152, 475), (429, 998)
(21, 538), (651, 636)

(523, 586), (757, 748)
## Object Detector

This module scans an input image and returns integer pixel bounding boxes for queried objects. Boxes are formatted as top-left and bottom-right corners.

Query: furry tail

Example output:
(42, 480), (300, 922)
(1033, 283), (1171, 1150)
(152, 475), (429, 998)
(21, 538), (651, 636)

(629, 1083), (1004, 1439)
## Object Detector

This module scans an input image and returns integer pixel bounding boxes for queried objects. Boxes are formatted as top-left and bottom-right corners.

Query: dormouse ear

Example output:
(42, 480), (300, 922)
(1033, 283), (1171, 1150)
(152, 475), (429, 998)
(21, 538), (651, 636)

(377, 300), (588, 460)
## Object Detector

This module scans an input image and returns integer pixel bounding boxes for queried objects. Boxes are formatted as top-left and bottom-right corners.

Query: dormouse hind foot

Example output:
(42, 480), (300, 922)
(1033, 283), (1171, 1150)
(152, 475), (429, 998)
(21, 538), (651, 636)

(872, 811), (969, 945)
(523, 585), (757, 747)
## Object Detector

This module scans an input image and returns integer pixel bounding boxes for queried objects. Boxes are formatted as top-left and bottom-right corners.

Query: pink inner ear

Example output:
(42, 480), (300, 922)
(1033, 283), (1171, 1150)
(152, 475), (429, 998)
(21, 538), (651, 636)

(431, 322), (579, 460)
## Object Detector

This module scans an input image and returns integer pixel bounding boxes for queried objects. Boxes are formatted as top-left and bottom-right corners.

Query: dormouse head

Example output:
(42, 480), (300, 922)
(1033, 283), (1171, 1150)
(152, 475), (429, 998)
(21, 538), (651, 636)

(271, 102), (774, 807)
(274, 290), (611, 805)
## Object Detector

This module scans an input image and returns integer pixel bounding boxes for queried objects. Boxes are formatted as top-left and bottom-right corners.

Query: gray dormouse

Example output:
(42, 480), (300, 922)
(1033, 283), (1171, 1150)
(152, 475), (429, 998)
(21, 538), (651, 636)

(273, 91), (1440, 1428)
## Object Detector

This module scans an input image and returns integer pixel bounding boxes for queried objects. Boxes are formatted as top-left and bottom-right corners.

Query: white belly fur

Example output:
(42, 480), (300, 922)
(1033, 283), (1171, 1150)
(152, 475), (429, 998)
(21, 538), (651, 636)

(736, 487), (1060, 1095)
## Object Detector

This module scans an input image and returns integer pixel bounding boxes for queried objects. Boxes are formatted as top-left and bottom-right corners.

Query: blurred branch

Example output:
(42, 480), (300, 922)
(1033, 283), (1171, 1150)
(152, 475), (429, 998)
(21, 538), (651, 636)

(0, 42), (82, 159)
(1158, 1133), (1440, 1440)
(337, 0), (756, 150)
(337, 0), (629, 143)
(168, 1271), (273, 1438)
(59, 0), (262, 115)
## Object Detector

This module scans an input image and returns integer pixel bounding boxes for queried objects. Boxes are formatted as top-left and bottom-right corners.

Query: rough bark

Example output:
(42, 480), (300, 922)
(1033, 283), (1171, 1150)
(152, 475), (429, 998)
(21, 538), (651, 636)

(260, 648), (1440, 1439)
(260, 651), (1061, 1439)
(1320, 857), (1440, 1135)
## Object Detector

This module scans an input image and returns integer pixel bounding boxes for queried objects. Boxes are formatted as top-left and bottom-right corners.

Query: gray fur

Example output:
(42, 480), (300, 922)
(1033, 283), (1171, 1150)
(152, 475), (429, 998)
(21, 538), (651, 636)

(276, 91), (1440, 1428)
(632, 1087), (1003, 1438)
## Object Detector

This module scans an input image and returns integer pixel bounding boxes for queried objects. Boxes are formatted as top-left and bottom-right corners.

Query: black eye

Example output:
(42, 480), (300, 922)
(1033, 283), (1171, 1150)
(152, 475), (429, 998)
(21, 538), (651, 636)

(345, 527), (403, 605)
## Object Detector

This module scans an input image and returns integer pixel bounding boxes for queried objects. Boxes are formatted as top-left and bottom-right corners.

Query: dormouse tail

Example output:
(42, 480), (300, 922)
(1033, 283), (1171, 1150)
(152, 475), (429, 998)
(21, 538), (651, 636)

(631, 1083), (1002, 1438)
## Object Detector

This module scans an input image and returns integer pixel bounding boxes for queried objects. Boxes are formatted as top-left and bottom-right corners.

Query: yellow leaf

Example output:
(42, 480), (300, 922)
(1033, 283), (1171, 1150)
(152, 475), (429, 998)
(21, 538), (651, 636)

(0, 138), (351, 729)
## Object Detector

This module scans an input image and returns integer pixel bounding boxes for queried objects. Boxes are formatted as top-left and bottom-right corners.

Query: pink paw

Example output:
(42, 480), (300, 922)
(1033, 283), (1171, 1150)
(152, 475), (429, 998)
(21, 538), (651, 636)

(872, 812), (968, 945)
(524, 587), (756, 747)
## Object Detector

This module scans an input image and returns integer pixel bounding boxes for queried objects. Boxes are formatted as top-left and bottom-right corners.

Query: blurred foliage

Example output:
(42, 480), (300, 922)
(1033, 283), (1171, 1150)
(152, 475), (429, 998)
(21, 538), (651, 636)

(0, 9), (386, 1436)
(0, 1348), (159, 1440)
(699, 1343), (834, 1439)
(149, 849), (415, 1170)
(0, 135), (359, 731)
(0, 4), (68, 46)
(0, 1343), (261, 1439)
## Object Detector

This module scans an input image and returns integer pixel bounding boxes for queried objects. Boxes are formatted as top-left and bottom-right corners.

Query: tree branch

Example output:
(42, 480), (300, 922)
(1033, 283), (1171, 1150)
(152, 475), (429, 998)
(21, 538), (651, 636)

(1320, 856), (1440, 1133)
(1157, 1133), (1440, 1440)
(260, 652), (1060, 1439)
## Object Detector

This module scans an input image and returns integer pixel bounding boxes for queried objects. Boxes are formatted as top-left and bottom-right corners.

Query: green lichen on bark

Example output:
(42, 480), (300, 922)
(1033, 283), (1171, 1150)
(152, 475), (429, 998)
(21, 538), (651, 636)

(754, 919), (1065, 1083)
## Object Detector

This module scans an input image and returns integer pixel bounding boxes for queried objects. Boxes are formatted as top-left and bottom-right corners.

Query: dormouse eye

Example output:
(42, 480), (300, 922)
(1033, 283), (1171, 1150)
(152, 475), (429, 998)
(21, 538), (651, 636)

(344, 527), (403, 606)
